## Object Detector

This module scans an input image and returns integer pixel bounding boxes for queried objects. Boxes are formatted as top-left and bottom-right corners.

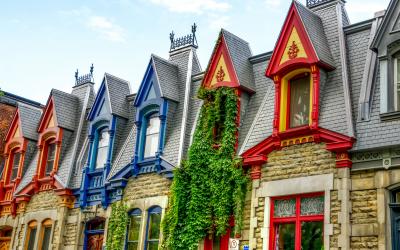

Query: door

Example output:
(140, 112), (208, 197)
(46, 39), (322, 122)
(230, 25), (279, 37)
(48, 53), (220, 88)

(87, 234), (104, 250)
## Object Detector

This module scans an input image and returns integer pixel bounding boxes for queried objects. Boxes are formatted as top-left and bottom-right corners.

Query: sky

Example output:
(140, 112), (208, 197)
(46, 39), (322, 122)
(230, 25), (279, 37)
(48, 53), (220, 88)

(0, 0), (391, 104)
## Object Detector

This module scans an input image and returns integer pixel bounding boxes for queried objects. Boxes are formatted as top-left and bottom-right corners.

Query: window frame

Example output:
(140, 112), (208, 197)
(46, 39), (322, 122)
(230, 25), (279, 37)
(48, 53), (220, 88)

(142, 113), (160, 159)
(38, 219), (52, 250)
(25, 221), (38, 250)
(8, 149), (21, 183)
(144, 206), (162, 250)
(269, 192), (324, 250)
(125, 208), (143, 250)
(393, 54), (400, 112)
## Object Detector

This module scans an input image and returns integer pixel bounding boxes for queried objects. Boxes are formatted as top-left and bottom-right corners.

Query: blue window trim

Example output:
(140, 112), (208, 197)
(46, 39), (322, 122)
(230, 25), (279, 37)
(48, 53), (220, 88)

(144, 206), (162, 250)
(125, 208), (143, 250)
(83, 218), (106, 250)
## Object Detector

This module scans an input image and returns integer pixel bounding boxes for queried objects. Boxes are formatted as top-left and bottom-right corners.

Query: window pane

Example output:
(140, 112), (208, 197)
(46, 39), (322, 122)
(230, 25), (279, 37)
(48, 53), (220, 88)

(11, 152), (20, 180)
(127, 242), (139, 250)
(42, 227), (52, 250)
(289, 75), (310, 128)
(397, 58), (400, 111)
(147, 241), (159, 250)
(144, 134), (159, 158)
(274, 223), (295, 250)
(27, 228), (37, 250)
(146, 117), (160, 135)
(96, 147), (108, 168)
(46, 144), (56, 175)
(96, 130), (109, 168)
(128, 214), (142, 241)
(300, 196), (324, 216)
(274, 199), (296, 218)
(148, 213), (161, 240)
(98, 130), (110, 148)
(301, 221), (323, 250)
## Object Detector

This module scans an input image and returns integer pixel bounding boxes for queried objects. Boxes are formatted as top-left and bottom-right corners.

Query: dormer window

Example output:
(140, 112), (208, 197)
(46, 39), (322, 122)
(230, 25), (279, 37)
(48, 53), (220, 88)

(10, 150), (21, 181)
(288, 73), (311, 128)
(96, 128), (109, 169)
(143, 114), (160, 158)
(393, 52), (400, 111)
(45, 142), (56, 175)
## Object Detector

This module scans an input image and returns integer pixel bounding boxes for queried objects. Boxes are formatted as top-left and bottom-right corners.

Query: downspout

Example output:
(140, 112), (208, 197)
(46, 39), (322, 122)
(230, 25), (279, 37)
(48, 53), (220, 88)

(177, 49), (194, 164)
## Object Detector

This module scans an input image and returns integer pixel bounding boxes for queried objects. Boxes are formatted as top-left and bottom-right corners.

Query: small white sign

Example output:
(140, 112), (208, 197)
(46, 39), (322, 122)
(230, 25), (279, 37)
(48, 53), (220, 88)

(229, 238), (240, 250)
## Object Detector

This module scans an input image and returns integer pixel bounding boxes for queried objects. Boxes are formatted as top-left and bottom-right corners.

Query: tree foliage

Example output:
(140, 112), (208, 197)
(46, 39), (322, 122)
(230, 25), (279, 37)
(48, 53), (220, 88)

(162, 87), (248, 249)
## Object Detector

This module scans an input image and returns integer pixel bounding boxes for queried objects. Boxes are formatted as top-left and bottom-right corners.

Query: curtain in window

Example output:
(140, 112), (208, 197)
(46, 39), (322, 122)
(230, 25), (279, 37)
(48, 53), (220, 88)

(45, 143), (56, 175)
(144, 115), (160, 158)
(289, 75), (310, 128)
(96, 129), (109, 168)
(10, 152), (20, 180)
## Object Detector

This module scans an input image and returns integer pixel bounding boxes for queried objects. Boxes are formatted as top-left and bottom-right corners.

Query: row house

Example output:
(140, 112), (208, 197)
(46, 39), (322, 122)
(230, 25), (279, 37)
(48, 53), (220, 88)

(1, 0), (400, 249)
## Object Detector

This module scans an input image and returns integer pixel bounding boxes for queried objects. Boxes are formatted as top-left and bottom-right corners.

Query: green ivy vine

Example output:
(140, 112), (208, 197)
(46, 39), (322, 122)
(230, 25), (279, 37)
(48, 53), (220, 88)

(106, 201), (129, 250)
(162, 87), (249, 250)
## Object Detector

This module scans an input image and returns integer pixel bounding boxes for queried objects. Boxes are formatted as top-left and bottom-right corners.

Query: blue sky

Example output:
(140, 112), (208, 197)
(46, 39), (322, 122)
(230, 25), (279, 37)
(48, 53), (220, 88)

(0, 0), (390, 104)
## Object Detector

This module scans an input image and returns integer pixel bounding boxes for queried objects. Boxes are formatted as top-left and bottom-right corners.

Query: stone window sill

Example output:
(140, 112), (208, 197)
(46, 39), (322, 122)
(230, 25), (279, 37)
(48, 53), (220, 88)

(380, 111), (400, 121)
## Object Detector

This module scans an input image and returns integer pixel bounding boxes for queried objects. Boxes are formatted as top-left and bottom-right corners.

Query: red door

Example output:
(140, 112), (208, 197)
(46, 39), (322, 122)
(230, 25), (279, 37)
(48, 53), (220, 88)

(87, 234), (104, 250)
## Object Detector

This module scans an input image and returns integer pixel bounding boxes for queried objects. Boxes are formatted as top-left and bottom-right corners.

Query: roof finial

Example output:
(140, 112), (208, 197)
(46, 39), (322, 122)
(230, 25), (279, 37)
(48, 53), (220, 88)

(75, 64), (95, 86)
(75, 69), (79, 81)
(169, 23), (198, 52)
(90, 63), (94, 75)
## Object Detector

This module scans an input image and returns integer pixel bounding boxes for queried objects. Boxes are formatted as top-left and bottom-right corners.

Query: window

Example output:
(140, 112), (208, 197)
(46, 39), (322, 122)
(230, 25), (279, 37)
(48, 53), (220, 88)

(96, 129), (109, 168)
(288, 74), (311, 128)
(145, 206), (162, 250)
(45, 143), (56, 175)
(25, 221), (37, 250)
(126, 209), (142, 250)
(270, 194), (324, 250)
(390, 189), (400, 249)
(10, 151), (21, 181)
(393, 53), (400, 111)
(39, 219), (52, 250)
(143, 114), (160, 158)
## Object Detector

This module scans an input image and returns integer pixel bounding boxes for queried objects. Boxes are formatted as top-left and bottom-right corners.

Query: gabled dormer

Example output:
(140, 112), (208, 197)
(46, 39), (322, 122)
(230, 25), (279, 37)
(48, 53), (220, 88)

(371, 0), (400, 119)
(0, 104), (42, 216)
(79, 73), (131, 208)
(131, 55), (176, 175)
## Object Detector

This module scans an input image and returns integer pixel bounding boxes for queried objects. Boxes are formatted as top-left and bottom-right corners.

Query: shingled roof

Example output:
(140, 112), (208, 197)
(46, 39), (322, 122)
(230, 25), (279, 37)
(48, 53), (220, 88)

(18, 103), (42, 141)
(51, 89), (80, 131)
(294, 0), (335, 67)
(104, 73), (131, 118)
(151, 54), (180, 102)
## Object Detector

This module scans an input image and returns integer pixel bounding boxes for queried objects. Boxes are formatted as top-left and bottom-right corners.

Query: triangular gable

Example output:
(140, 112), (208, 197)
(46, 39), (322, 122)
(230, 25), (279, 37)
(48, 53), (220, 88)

(266, 2), (319, 77)
(202, 33), (239, 89)
(38, 97), (58, 132)
(371, 0), (399, 50)
(88, 77), (112, 121)
(5, 110), (23, 142)
(134, 58), (162, 107)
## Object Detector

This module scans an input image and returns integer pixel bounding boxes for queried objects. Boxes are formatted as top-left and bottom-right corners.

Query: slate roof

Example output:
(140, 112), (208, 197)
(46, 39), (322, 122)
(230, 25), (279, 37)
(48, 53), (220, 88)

(294, 0), (335, 67)
(51, 89), (80, 131)
(151, 54), (180, 102)
(221, 29), (255, 92)
(104, 73), (131, 118)
(18, 103), (42, 141)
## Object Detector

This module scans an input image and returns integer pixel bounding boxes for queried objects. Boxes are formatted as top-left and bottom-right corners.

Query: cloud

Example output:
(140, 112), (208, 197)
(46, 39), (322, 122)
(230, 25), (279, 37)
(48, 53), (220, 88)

(87, 16), (126, 42)
(265, 0), (281, 8)
(208, 15), (230, 30)
(148, 0), (231, 14)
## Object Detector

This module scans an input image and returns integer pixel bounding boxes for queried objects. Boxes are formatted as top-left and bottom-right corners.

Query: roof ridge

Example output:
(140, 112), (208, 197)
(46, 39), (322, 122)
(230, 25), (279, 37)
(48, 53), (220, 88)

(104, 72), (130, 84)
(151, 54), (178, 67)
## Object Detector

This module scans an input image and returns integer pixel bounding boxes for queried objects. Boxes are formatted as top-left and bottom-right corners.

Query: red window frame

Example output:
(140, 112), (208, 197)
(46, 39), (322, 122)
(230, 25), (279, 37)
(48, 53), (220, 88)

(286, 73), (311, 130)
(269, 192), (324, 250)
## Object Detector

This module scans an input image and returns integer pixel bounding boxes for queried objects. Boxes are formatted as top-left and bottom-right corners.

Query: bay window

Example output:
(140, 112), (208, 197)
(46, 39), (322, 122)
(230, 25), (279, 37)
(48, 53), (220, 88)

(270, 193), (324, 250)
(143, 114), (160, 158)
(126, 209), (142, 250)
(288, 73), (311, 128)
(96, 128), (109, 169)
